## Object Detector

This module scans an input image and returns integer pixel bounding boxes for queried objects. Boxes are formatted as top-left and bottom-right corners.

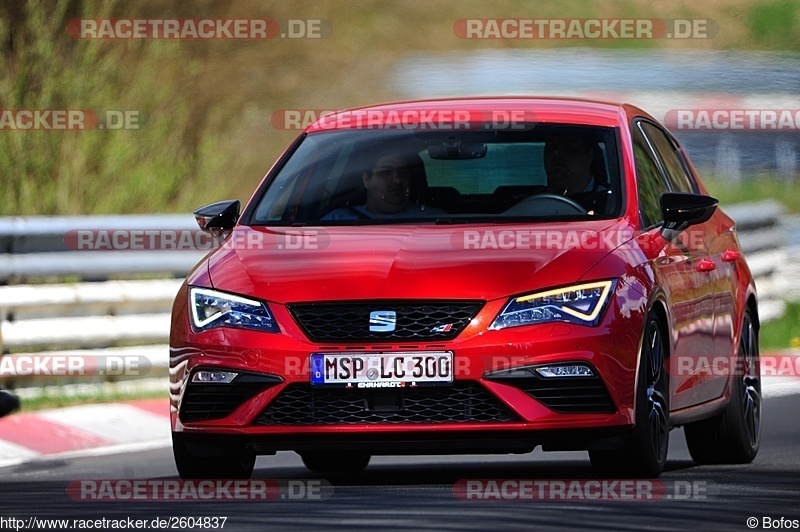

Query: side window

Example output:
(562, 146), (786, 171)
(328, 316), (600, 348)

(640, 122), (697, 193)
(632, 124), (669, 228)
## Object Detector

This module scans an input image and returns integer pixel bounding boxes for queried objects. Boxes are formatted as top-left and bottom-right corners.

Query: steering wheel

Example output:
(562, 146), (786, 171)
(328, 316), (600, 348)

(503, 193), (588, 216)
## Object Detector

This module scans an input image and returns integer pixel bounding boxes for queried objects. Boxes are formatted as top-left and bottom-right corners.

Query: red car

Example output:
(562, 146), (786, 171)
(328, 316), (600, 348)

(170, 98), (761, 478)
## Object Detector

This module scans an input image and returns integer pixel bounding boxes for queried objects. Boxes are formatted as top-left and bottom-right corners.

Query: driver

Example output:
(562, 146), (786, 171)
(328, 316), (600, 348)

(323, 150), (444, 220)
(543, 134), (609, 214)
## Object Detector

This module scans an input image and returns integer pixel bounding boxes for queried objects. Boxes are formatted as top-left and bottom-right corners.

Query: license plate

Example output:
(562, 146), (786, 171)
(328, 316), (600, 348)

(310, 352), (453, 388)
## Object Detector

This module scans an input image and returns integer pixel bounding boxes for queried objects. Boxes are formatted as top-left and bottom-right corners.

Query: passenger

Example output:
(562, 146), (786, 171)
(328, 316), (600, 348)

(543, 134), (609, 213)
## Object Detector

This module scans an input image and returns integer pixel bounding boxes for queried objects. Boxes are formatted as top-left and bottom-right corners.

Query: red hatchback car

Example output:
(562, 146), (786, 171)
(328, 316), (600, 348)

(170, 98), (761, 478)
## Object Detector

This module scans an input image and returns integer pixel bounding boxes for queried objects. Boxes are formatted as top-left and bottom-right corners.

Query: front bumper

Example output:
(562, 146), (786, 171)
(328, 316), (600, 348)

(174, 425), (632, 455)
(169, 283), (645, 452)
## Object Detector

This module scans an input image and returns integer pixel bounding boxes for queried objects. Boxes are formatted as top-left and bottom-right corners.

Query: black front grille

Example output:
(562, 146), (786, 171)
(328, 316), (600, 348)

(180, 371), (282, 422)
(256, 382), (519, 425)
(488, 371), (616, 414)
(287, 301), (483, 342)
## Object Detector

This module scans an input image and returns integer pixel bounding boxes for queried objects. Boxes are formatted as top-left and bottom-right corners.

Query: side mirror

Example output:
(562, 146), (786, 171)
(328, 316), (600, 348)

(660, 192), (718, 231)
(194, 200), (240, 234)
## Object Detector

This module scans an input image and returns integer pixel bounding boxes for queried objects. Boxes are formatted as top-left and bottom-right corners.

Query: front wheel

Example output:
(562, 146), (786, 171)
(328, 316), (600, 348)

(684, 309), (761, 464)
(172, 434), (256, 479)
(590, 312), (670, 477)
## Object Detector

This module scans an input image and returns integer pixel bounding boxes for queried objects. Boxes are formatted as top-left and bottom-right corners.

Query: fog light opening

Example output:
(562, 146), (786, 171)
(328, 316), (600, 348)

(535, 364), (595, 378)
(192, 370), (238, 383)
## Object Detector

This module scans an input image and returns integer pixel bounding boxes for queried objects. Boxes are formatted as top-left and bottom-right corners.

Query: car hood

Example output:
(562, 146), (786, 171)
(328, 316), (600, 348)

(204, 219), (631, 304)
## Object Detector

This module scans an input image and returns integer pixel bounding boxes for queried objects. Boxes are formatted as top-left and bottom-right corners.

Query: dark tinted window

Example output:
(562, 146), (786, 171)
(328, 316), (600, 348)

(640, 122), (697, 193)
(632, 123), (669, 228)
(249, 125), (622, 225)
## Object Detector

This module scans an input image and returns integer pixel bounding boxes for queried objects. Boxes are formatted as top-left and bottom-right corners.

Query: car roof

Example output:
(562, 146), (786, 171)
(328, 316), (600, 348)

(303, 97), (655, 133)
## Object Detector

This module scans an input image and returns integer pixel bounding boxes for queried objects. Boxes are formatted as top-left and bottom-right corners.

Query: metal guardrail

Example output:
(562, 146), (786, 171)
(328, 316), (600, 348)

(724, 201), (787, 323)
(0, 215), (195, 252)
(0, 278), (176, 391)
(0, 215), (201, 390)
(777, 215), (800, 303)
(0, 202), (790, 391)
(0, 215), (206, 281)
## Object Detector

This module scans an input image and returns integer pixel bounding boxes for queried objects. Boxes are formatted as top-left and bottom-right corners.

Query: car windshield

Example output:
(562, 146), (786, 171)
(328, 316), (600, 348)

(249, 125), (622, 225)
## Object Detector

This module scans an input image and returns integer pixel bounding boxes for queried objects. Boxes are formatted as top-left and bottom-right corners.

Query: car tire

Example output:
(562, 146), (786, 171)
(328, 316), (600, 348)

(172, 434), (256, 479)
(684, 309), (761, 465)
(590, 312), (670, 478)
(0, 389), (20, 418)
(300, 452), (370, 473)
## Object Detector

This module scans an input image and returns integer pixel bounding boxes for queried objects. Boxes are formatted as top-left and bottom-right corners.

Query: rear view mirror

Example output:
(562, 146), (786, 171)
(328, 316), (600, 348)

(194, 200), (240, 234)
(427, 141), (487, 160)
(660, 193), (718, 230)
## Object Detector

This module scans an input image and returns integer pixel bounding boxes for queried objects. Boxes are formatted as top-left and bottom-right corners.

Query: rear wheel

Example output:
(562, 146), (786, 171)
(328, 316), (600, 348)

(300, 452), (370, 473)
(684, 309), (761, 464)
(590, 312), (669, 477)
(172, 434), (256, 479)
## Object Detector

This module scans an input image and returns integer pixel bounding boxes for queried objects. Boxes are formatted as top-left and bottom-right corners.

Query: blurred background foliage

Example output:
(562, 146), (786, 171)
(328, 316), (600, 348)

(1, 0), (798, 214)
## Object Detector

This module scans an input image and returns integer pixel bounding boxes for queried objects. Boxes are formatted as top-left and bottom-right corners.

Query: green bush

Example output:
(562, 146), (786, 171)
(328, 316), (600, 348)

(0, 0), (227, 214)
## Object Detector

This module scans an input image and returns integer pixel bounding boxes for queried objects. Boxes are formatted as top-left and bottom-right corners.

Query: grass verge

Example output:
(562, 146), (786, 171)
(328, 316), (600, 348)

(760, 302), (800, 351)
(13, 380), (167, 412)
(704, 177), (800, 214)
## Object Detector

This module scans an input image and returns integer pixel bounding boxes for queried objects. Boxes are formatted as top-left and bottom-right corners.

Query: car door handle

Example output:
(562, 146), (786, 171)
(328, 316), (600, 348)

(722, 249), (741, 262)
(696, 258), (717, 273)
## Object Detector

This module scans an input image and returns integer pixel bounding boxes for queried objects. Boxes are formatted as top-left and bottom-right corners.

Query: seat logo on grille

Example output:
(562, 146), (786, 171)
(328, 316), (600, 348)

(369, 310), (396, 332)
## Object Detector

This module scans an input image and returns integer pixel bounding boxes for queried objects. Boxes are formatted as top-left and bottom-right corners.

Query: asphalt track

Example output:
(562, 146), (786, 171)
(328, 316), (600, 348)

(0, 394), (798, 531)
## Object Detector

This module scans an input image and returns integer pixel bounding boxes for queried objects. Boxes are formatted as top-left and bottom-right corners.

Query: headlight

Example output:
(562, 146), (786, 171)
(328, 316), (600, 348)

(189, 287), (280, 333)
(490, 280), (615, 330)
